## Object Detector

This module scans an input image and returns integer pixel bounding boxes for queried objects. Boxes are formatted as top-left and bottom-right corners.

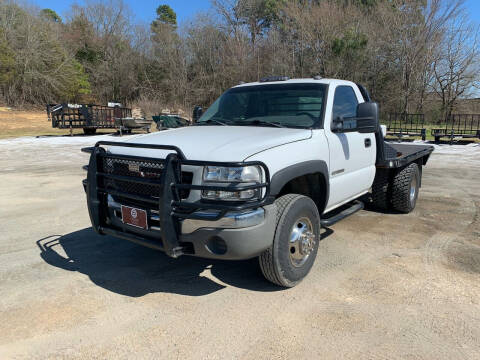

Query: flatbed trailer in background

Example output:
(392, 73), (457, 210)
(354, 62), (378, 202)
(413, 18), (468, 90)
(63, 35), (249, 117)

(46, 103), (132, 135)
(385, 113), (426, 140)
(431, 114), (480, 143)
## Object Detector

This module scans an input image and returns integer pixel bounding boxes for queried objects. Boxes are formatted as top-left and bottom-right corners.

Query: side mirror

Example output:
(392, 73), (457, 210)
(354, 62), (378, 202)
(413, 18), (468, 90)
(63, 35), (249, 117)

(331, 116), (359, 133)
(332, 102), (379, 133)
(356, 102), (379, 133)
(192, 106), (203, 122)
(332, 116), (344, 132)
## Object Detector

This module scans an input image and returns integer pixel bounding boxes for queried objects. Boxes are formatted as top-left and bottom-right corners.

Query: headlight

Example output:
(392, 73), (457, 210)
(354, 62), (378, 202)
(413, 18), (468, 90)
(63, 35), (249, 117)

(202, 166), (261, 182)
(202, 165), (262, 201)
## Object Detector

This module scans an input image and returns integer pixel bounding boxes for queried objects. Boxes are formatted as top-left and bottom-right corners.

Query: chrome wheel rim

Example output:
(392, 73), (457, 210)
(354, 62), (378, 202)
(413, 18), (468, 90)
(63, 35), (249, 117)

(289, 217), (315, 267)
(410, 175), (417, 204)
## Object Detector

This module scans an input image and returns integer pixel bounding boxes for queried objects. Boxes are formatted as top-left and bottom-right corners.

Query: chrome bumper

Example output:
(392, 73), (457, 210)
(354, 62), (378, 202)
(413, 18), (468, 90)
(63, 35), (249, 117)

(107, 195), (265, 234)
(181, 208), (265, 234)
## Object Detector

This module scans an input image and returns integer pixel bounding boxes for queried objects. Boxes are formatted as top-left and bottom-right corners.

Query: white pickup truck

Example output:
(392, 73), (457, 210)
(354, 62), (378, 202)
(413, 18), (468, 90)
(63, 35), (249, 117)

(82, 77), (433, 287)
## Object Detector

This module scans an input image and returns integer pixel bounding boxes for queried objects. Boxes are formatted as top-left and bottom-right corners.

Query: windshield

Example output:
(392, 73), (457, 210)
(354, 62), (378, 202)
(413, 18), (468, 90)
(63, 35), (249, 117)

(197, 83), (327, 128)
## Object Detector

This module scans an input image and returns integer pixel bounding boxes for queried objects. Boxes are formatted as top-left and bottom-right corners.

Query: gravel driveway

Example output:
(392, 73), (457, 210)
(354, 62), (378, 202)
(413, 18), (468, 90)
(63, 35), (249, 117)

(1, 135), (479, 359)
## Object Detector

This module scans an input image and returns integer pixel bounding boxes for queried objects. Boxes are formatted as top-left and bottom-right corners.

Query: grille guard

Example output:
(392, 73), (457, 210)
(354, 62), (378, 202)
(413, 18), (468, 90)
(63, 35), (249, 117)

(85, 141), (271, 258)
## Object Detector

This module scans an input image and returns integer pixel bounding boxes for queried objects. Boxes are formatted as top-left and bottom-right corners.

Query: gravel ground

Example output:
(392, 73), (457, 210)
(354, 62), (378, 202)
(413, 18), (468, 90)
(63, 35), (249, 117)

(0, 135), (479, 359)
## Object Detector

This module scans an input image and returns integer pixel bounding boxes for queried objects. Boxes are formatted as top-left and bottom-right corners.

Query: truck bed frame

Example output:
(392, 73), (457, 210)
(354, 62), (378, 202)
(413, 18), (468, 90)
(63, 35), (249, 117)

(376, 127), (433, 168)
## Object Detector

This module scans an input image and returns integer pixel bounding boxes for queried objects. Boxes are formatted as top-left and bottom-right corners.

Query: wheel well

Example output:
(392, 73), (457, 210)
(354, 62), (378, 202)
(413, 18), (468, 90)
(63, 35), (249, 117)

(277, 173), (327, 214)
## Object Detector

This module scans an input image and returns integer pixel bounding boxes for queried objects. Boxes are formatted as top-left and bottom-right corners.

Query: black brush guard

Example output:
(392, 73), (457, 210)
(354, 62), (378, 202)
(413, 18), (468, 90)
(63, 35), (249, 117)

(84, 141), (271, 258)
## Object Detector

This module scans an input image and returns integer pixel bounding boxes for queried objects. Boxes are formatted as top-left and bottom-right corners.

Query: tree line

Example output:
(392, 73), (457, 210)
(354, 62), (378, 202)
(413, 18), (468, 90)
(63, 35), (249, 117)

(0, 0), (478, 121)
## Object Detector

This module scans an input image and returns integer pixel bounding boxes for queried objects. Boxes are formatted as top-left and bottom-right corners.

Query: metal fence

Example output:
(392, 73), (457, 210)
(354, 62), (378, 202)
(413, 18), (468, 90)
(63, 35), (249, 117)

(385, 113), (426, 140)
(431, 114), (480, 141)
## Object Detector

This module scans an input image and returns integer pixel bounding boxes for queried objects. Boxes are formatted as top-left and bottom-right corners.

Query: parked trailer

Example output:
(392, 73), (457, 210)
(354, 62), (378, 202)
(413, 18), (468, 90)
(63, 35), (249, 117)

(431, 114), (480, 143)
(46, 103), (132, 135)
(385, 113), (426, 140)
(114, 117), (153, 135)
(152, 114), (190, 130)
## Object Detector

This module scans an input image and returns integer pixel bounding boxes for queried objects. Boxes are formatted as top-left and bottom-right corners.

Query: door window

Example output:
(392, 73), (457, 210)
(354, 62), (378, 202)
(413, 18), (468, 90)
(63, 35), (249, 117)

(332, 86), (358, 120)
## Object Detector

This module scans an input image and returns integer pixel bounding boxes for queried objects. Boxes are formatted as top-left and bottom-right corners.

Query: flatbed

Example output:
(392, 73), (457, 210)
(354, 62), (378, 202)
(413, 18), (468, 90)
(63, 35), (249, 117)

(378, 142), (434, 168)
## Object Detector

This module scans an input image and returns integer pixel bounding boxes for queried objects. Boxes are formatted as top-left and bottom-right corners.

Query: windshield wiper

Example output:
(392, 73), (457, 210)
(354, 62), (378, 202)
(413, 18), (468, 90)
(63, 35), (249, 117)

(242, 119), (286, 128)
(195, 118), (228, 126)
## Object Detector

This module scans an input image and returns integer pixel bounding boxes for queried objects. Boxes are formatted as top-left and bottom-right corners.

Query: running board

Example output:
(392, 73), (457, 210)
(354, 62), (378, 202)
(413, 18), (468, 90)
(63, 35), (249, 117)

(321, 201), (364, 227)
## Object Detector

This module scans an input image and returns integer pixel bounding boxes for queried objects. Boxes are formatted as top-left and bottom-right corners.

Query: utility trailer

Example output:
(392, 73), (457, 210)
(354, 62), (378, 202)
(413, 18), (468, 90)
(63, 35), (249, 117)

(114, 117), (153, 135)
(385, 113), (426, 141)
(46, 103), (132, 135)
(431, 114), (480, 143)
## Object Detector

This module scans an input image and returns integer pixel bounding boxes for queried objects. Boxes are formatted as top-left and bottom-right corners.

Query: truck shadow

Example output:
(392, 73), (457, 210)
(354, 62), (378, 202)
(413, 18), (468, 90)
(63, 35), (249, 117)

(36, 228), (285, 297)
(358, 194), (404, 215)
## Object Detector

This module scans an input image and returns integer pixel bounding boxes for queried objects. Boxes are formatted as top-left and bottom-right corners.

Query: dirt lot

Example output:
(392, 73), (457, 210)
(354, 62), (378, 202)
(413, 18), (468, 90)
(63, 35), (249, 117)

(0, 135), (479, 359)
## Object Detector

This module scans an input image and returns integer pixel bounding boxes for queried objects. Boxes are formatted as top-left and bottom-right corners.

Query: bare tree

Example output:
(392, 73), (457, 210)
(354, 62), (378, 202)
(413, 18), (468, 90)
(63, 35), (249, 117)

(66, 0), (139, 103)
(375, 0), (463, 113)
(432, 14), (479, 121)
(0, 1), (91, 105)
(0, 0), (478, 116)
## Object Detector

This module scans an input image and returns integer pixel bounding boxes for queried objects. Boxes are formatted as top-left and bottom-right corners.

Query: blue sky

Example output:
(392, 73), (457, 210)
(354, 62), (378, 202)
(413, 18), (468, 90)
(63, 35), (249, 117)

(31, 0), (212, 24)
(28, 0), (480, 26)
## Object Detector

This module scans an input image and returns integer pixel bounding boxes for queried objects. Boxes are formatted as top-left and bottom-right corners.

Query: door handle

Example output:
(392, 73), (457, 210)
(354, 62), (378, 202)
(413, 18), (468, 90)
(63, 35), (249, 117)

(364, 138), (371, 148)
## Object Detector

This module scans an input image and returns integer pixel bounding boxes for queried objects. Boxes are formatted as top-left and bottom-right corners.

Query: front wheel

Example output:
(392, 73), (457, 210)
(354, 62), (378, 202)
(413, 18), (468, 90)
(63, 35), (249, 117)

(259, 194), (321, 287)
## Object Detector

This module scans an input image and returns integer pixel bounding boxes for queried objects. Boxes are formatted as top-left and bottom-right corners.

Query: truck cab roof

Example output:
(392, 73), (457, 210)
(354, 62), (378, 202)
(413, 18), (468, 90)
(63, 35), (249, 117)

(233, 77), (357, 89)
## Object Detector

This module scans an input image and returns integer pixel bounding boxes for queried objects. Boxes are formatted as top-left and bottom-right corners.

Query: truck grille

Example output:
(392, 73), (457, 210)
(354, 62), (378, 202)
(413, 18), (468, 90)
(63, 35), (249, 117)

(102, 157), (193, 208)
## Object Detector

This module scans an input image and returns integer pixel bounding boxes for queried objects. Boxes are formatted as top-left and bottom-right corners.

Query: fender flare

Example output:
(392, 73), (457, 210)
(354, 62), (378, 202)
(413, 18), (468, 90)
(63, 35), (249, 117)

(269, 160), (330, 208)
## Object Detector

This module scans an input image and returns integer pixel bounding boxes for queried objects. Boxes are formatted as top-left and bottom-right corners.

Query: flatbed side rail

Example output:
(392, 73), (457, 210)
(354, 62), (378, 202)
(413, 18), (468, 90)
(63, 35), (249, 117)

(85, 141), (271, 258)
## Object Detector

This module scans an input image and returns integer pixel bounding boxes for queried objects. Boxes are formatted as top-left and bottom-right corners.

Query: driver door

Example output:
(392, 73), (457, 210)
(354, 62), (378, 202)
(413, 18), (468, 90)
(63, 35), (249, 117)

(324, 85), (376, 211)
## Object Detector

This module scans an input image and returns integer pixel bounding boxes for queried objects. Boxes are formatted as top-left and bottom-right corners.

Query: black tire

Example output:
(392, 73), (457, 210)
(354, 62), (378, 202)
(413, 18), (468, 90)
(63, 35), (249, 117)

(371, 168), (390, 210)
(391, 163), (420, 213)
(83, 128), (96, 135)
(259, 194), (321, 287)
